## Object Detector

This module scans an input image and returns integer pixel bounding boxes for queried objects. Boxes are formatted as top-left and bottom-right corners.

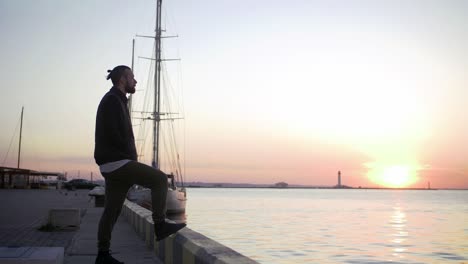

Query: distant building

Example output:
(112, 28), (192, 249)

(334, 170), (352, 188)
(338, 171), (342, 188)
(274, 182), (288, 188)
(0, 166), (63, 189)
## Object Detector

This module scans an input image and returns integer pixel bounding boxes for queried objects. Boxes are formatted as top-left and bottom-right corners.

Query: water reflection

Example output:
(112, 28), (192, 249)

(389, 206), (408, 259)
(185, 188), (468, 264)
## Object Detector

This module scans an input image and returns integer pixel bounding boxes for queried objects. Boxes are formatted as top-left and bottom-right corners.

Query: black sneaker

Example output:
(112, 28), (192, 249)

(154, 220), (186, 241)
(95, 252), (124, 264)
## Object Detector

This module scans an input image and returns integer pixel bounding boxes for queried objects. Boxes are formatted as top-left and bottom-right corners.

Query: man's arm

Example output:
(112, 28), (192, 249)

(101, 95), (127, 150)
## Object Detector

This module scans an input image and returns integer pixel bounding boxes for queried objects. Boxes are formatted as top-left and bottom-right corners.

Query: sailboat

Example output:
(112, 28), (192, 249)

(127, 0), (187, 214)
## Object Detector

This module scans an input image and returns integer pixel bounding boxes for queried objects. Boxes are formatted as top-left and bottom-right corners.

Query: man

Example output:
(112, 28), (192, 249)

(94, 65), (186, 264)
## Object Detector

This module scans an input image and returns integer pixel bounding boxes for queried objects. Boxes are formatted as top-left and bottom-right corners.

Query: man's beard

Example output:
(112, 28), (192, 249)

(126, 84), (136, 94)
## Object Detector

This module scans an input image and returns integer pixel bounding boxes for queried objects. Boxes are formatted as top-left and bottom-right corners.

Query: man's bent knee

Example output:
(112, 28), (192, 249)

(153, 170), (168, 188)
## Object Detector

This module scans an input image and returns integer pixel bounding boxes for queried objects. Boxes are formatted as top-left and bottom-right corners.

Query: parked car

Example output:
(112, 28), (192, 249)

(64, 179), (99, 190)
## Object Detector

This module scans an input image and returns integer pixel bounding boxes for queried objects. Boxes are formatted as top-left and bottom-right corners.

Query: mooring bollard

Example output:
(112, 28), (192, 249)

(88, 186), (105, 207)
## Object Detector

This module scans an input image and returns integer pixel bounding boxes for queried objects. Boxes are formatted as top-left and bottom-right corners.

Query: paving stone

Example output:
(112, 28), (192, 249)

(0, 189), (162, 264)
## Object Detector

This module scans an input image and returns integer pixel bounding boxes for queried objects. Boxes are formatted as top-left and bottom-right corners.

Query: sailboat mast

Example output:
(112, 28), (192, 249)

(152, 0), (163, 169)
(17, 106), (24, 169)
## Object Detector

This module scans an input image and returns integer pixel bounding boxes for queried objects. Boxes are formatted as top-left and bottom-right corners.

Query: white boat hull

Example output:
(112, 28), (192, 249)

(127, 186), (186, 214)
(166, 188), (186, 214)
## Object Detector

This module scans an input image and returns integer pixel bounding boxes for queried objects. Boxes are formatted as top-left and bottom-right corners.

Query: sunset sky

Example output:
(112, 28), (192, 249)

(0, 0), (467, 188)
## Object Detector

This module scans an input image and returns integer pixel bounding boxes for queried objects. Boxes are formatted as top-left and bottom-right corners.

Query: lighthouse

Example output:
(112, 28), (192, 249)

(338, 171), (342, 188)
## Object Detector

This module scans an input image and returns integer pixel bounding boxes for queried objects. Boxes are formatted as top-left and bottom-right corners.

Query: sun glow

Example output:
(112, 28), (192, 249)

(382, 166), (413, 187)
(366, 163), (419, 188)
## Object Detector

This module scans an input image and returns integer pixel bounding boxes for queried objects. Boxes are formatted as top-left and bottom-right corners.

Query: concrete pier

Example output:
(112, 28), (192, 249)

(0, 189), (161, 263)
(66, 206), (161, 264)
(1, 189), (260, 264)
(0, 247), (63, 264)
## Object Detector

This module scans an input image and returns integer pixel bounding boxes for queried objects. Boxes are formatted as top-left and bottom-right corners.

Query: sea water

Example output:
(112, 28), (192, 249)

(185, 188), (468, 264)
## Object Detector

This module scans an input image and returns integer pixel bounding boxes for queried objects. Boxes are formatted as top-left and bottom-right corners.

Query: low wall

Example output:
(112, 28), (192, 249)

(122, 200), (259, 264)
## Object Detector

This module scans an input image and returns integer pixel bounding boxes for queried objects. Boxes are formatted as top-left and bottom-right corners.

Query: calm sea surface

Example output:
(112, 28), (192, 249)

(184, 188), (468, 264)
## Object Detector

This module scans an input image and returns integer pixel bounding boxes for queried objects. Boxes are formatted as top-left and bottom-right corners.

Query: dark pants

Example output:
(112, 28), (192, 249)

(97, 161), (168, 252)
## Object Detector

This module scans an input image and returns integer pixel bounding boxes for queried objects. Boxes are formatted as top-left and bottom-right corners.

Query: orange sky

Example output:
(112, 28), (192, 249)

(1, 0), (467, 189)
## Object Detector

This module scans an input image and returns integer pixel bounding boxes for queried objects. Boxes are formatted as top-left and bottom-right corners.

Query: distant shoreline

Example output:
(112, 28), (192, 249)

(184, 185), (468, 191)
(79, 179), (468, 191)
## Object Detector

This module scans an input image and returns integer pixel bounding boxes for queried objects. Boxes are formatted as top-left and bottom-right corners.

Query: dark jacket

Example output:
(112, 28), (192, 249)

(94, 87), (137, 165)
